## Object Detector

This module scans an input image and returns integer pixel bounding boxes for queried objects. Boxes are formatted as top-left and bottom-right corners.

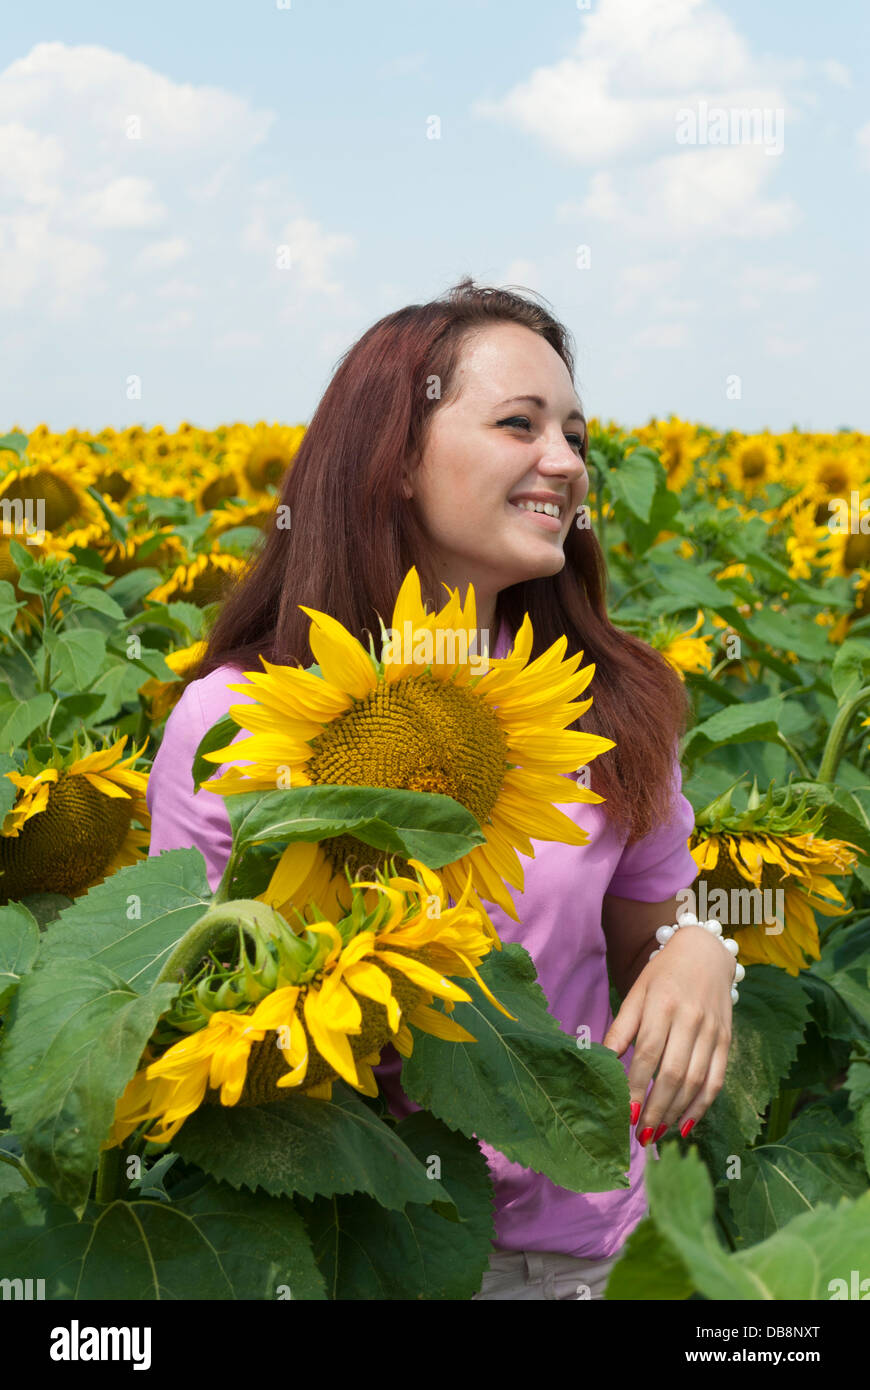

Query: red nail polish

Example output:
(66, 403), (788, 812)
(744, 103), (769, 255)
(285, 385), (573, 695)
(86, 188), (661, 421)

(680, 1118), (696, 1138)
(653, 1123), (667, 1142)
(629, 1101), (641, 1126)
(638, 1127), (654, 1146)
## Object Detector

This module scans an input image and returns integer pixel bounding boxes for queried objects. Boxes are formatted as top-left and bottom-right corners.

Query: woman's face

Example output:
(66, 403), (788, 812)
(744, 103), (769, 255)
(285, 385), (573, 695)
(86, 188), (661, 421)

(404, 322), (589, 621)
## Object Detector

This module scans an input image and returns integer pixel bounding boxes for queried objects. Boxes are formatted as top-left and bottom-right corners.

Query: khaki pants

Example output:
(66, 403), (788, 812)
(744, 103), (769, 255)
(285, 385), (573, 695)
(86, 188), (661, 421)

(472, 1249), (619, 1301)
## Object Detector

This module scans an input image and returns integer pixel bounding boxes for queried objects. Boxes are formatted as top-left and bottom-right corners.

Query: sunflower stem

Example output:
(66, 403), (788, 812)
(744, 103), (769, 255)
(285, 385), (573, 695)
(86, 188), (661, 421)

(776, 732), (813, 781)
(94, 1144), (127, 1205)
(155, 900), (281, 989)
(764, 1086), (801, 1144)
(0, 1150), (38, 1188)
(817, 685), (870, 783)
(2, 626), (42, 682)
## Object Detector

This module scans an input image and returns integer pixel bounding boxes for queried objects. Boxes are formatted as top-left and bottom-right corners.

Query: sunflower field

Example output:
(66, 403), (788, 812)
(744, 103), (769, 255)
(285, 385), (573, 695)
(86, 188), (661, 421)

(1, 417), (869, 1301)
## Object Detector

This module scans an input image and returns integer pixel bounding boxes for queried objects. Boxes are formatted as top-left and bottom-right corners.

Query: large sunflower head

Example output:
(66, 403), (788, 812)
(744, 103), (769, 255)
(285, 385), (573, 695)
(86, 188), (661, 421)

(199, 566), (615, 923)
(104, 857), (512, 1146)
(0, 734), (150, 904)
(688, 778), (860, 976)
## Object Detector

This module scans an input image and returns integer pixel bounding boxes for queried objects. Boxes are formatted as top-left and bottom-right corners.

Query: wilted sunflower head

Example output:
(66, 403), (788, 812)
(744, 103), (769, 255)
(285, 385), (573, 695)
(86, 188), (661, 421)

(0, 734), (150, 904)
(199, 565), (615, 923)
(104, 857), (512, 1146)
(688, 777), (860, 976)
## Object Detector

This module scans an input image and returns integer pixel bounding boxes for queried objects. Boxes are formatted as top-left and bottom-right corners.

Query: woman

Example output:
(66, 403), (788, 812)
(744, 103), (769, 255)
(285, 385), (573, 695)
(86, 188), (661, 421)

(147, 277), (736, 1300)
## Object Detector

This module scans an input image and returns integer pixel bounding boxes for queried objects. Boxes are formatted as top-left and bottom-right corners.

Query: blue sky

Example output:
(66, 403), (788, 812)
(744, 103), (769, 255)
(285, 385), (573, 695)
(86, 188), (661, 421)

(1, 0), (867, 434)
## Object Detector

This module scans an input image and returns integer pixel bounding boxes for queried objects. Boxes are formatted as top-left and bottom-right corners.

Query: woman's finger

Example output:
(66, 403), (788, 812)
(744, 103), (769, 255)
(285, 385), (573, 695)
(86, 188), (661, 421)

(676, 1035), (733, 1135)
(634, 1013), (707, 1138)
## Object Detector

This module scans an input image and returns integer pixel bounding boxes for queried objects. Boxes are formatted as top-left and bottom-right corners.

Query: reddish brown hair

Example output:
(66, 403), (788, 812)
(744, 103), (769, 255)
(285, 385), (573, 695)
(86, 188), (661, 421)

(192, 276), (691, 844)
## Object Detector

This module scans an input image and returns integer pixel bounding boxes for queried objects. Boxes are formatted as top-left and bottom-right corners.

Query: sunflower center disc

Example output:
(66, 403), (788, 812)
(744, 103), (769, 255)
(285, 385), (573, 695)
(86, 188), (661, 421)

(0, 771), (134, 902)
(691, 834), (788, 921)
(304, 671), (509, 876)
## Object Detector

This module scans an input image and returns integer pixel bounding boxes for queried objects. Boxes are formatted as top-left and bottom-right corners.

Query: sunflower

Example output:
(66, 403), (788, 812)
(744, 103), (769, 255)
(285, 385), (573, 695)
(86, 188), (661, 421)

(198, 566), (614, 923)
(104, 857), (511, 1145)
(138, 640), (208, 722)
(688, 780), (860, 975)
(0, 736), (150, 903)
(649, 610), (713, 679)
(633, 416), (707, 493)
(146, 549), (247, 606)
(0, 457), (100, 533)
(223, 423), (305, 494)
(726, 435), (780, 497)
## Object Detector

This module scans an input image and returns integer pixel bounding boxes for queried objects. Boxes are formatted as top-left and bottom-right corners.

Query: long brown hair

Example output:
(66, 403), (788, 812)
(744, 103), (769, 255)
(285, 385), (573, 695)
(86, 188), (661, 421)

(193, 276), (691, 844)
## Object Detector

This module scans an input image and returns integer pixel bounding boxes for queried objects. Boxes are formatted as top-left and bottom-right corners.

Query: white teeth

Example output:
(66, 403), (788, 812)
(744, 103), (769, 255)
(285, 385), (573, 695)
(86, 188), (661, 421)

(515, 500), (562, 518)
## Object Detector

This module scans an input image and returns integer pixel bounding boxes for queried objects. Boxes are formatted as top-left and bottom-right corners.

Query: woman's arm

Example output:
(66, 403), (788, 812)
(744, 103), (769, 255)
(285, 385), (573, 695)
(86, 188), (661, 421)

(602, 891), (682, 996)
(601, 890), (735, 1143)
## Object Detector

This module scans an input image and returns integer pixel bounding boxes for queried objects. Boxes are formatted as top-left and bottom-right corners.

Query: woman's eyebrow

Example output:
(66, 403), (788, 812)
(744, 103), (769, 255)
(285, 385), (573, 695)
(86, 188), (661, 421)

(495, 394), (585, 425)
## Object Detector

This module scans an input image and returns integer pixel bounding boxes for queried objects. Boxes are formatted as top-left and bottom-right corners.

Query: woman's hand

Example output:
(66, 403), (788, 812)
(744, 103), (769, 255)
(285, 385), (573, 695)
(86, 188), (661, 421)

(601, 923), (735, 1143)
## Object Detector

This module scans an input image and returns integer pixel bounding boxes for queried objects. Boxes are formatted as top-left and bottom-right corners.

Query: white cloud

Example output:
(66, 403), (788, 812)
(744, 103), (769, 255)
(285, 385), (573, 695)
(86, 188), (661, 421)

(0, 122), (63, 204)
(858, 122), (870, 170)
(474, 0), (793, 240)
(75, 176), (166, 229)
(576, 146), (796, 241)
(500, 260), (542, 291)
(213, 330), (264, 352)
(0, 42), (353, 316)
(0, 211), (105, 312)
(136, 236), (190, 270)
(273, 217), (356, 294)
(0, 42), (274, 157)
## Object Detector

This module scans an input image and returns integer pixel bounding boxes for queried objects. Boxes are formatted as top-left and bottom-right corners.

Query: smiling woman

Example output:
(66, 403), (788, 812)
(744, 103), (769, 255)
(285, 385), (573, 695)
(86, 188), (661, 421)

(147, 276), (735, 1301)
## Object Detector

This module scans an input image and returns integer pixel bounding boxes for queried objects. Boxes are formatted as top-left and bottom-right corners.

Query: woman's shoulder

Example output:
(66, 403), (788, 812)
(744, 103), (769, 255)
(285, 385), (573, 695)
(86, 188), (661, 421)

(178, 661), (258, 726)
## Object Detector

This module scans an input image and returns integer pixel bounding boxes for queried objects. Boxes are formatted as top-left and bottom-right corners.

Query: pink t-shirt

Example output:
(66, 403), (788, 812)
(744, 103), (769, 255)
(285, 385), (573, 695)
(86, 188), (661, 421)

(146, 620), (699, 1260)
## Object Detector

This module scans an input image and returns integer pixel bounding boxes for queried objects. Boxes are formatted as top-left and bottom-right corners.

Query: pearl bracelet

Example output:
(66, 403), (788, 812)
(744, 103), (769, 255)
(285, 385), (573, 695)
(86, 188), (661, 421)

(649, 912), (745, 1004)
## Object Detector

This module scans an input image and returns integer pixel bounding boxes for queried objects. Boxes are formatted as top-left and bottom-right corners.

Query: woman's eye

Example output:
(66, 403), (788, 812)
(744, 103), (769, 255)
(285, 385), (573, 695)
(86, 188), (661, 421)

(498, 417), (585, 452)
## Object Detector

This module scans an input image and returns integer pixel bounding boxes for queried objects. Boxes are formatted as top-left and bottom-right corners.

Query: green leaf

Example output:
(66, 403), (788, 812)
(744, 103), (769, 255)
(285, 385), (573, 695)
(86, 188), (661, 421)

(0, 693), (54, 752)
(191, 713), (240, 789)
(39, 848), (213, 993)
(0, 960), (179, 1209)
(61, 582), (126, 623)
(226, 784), (487, 872)
(727, 1101), (869, 1242)
(845, 1041), (870, 1179)
(43, 628), (107, 691)
(0, 1179), (326, 1299)
(605, 451), (660, 522)
(648, 558), (741, 612)
(0, 751), (17, 824)
(0, 432), (29, 459)
(831, 639), (870, 704)
(84, 485), (128, 544)
(632, 1144), (870, 1299)
(681, 695), (810, 761)
(694, 966), (811, 1174)
(0, 901), (39, 1011)
(299, 1112), (494, 1299)
(402, 944), (630, 1192)
(784, 972), (854, 1088)
(603, 1213), (696, 1300)
(0, 580), (24, 635)
(744, 608), (836, 664)
(173, 1084), (455, 1209)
